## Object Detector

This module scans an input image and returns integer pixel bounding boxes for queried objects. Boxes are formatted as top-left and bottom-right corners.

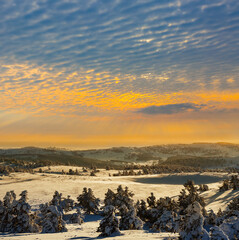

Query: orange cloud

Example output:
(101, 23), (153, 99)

(1, 62), (239, 116)
(1, 62), (239, 147)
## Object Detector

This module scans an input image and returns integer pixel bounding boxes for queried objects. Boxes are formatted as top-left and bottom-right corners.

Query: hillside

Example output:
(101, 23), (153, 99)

(1, 142), (239, 169)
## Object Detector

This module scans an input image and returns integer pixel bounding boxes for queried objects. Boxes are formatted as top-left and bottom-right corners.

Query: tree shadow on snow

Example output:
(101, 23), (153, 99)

(69, 232), (122, 240)
(207, 189), (239, 206)
(83, 214), (103, 222)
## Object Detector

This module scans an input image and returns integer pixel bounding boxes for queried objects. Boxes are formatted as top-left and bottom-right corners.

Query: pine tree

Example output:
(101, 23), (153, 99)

(50, 191), (62, 206)
(67, 208), (84, 224)
(61, 195), (74, 213)
(179, 201), (209, 240)
(147, 192), (156, 208)
(0, 191), (16, 232)
(119, 205), (143, 230)
(77, 188), (100, 214)
(156, 197), (179, 213)
(231, 175), (239, 190)
(97, 205), (120, 237)
(39, 203), (67, 233)
(12, 191), (40, 233)
(152, 210), (178, 233)
(219, 179), (230, 191)
(146, 196), (179, 225)
(209, 226), (229, 240)
(204, 209), (216, 226)
(0, 191), (40, 233)
(198, 184), (209, 192)
(227, 196), (239, 212)
(219, 216), (239, 240)
(104, 189), (115, 206)
(50, 191), (63, 212)
(178, 181), (206, 215)
(114, 185), (134, 210)
(136, 200), (148, 221)
(50, 191), (75, 213)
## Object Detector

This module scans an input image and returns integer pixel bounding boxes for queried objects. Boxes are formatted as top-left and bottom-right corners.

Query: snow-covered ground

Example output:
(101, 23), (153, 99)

(0, 166), (238, 239)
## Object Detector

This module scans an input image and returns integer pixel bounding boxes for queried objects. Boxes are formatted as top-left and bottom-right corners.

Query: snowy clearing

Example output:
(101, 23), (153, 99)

(0, 167), (238, 239)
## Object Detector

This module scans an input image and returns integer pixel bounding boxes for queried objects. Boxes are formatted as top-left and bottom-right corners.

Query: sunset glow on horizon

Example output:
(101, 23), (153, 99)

(0, 0), (239, 149)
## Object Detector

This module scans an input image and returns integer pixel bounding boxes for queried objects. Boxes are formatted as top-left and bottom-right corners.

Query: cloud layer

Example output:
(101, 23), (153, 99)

(0, 0), (239, 146)
(137, 103), (205, 114)
(1, 0), (239, 80)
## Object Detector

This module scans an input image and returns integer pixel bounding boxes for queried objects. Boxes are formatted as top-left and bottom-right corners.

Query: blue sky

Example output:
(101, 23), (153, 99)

(0, 0), (239, 147)
(1, 0), (239, 77)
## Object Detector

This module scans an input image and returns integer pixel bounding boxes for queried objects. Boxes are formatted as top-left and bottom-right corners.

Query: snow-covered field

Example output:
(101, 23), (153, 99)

(0, 166), (238, 239)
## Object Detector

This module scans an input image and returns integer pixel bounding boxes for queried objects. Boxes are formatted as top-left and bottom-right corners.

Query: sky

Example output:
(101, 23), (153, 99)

(0, 0), (239, 149)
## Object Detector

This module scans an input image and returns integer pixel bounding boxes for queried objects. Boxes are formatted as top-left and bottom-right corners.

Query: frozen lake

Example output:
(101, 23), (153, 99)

(134, 174), (224, 185)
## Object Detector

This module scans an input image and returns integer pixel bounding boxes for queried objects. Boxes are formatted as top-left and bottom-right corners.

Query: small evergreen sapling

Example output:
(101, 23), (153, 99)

(67, 208), (84, 224)
(198, 184), (209, 192)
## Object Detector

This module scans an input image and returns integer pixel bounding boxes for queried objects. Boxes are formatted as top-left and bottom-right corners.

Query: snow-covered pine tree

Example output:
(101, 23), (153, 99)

(216, 196), (239, 226)
(216, 208), (225, 225)
(67, 208), (84, 224)
(136, 200), (148, 221)
(77, 187), (100, 214)
(0, 190), (40, 233)
(152, 210), (178, 233)
(147, 192), (156, 208)
(184, 180), (198, 192)
(0, 191), (16, 232)
(147, 207), (161, 224)
(198, 184), (209, 192)
(213, 196), (239, 238)
(60, 195), (74, 213)
(12, 190), (40, 233)
(104, 189), (115, 206)
(114, 185), (134, 210)
(219, 216), (239, 240)
(178, 181), (206, 215)
(209, 226), (229, 240)
(219, 179), (230, 191)
(204, 209), (216, 226)
(227, 196), (239, 212)
(156, 197), (179, 213)
(179, 201), (209, 240)
(38, 203), (67, 233)
(231, 175), (239, 190)
(119, 205), (143, 230)
(147, 196), (179, 225)
(97, 205), (120, 237)
(50, 191), (62, 207)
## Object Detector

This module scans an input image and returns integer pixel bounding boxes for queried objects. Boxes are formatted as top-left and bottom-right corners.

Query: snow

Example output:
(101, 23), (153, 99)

(0, 166), (237, 239)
